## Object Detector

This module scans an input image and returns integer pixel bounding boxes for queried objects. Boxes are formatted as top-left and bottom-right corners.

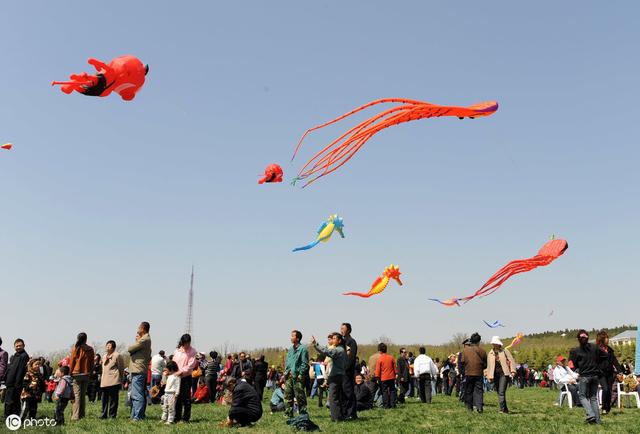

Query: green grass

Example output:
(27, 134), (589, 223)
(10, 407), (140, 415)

(26, 387), (639, 433)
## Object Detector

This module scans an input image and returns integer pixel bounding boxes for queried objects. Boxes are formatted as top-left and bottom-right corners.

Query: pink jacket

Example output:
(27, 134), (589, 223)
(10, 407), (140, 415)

(173, 347), (198, 377)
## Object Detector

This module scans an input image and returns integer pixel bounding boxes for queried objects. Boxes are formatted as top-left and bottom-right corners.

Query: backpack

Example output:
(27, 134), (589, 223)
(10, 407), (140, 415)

(286, 414), (320, 432)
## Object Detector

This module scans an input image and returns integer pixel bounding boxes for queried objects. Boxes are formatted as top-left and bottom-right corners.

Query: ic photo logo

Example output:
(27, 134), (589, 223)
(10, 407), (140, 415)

(5, 415), (21, 431)
(5, 415), (57, 430)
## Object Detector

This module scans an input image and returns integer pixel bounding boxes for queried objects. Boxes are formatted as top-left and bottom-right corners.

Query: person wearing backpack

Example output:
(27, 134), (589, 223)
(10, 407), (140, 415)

(54, 366), (74, 425)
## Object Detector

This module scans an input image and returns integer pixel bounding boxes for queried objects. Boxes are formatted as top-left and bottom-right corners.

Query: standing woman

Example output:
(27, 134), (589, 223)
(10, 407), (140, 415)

(68, 332), (95, 421)
(100, 340), (124, 419)
(88, 354), (102, 402)
(485, 336), (516, 413)
(205, 351), (219, 403)
(596, 330), (622, 415)
(172, 334), (198, 423)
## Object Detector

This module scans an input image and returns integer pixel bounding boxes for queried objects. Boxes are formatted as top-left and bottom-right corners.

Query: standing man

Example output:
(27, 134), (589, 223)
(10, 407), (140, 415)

(3, 339), (29, 417)
(367, 349), (382, 403)
(150, 350), (166, 388)
(127, 322), (152, 421)
(375, 343), (397, 409)
(0, 337), (8, 401)
(461, 333), (487, 413)
(232, 352), (253, 384)
(284, 330), (309, 417)
(570, 329), (607, 425)
(396, 348), (410, 404)
(414, 347), (438, 403)
(340, 322), (358, 420)
(253, 355), (268, 401)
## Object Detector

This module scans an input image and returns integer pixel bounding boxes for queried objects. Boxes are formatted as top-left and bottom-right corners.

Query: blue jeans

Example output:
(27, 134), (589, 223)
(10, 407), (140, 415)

(130, 373), (147, 420)
(578, 376), (600, 422)
(151, 374), (162, 387)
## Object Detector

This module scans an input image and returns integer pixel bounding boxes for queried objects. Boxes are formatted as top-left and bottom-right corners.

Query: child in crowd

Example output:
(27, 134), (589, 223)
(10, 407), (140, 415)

(161, 361), (181, 425)
(53, 366), (74, 425)
(270, 380), (286, 413)
(20, 359), (44, 419)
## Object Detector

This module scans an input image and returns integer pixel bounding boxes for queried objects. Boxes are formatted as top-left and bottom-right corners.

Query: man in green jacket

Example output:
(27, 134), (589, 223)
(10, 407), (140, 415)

(127, 322), (152, 420)
(284, 330), (309, 417)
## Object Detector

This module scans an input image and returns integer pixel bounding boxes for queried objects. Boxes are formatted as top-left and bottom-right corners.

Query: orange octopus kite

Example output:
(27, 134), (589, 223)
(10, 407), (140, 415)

(430, 238), (568, 306)
(52, 55), (148, 101)
(291, 98), (498, 187)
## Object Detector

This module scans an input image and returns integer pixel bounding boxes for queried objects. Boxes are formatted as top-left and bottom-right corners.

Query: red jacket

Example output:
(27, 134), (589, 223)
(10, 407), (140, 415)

(375, 353), (396, 382)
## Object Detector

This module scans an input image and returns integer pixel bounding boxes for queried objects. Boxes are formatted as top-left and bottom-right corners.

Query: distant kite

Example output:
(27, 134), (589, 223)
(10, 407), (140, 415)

(52, 55), (148, 101)
(430, 238), (568, 306)
(504, 333), (524, 350)
(290, 98), (498, 187)
(548, 310), (554, 317)
(293, 214), (344, 252)
(483, 320), (506, 328)
(343, 265), (402, 298)
(1, 143), (12, 150)
(258, 163), (283, 184)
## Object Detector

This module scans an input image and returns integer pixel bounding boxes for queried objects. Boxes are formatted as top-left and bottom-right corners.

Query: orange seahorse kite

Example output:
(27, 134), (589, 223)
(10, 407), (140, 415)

(343, 265), (402, 298)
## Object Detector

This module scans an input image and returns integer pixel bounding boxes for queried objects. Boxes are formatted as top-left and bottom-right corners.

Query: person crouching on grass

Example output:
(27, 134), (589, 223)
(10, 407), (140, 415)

(220, 377), (263, 427)
(161, 361), (180, 424)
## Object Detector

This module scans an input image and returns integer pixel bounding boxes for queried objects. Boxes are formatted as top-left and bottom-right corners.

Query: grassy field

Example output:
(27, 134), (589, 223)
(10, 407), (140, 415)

(22, 386), (639, 433)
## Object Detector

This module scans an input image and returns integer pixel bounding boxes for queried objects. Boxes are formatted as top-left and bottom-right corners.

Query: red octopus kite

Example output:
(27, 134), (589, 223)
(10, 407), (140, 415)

(258, 163), (283, 184)
(291, 98), (498, 187)
(1, 143), (12, 150)
(52, 55), (148, 101)
(430, 238), (568, 306)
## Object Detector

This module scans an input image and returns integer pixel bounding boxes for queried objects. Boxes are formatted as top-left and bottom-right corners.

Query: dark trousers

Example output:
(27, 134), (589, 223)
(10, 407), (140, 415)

(397, 380), (409, 403)
(4, 387), (21, 417)
(494, 373), (508, 412)
(599, 374), (613, 412)
(206, 375), (217, 403)
(327, 375), (344, 421)
(316, 378), (325, 407)
(254, 376), (266, 401)
(418, 374), (432, 403)
(381, 379), (397, 408)
(101, 385), (120, 418)
(464, 376), (484, 411)
(174, 376), (192, 423)
(341, 371), (357, 419)
(20, 397), (38, 419)
(55, 397), (69, 425)
(229, 406), (261, 426)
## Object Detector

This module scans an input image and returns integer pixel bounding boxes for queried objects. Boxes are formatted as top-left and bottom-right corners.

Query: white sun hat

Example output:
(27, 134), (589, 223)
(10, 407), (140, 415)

(490, 336), (503, 346)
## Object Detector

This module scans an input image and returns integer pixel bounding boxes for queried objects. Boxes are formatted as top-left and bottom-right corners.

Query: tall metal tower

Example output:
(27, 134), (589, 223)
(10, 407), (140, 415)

(185, 266), (194, 336)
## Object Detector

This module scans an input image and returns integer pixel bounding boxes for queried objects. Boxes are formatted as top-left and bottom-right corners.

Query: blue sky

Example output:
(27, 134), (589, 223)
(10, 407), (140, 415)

(1, 1), (638, 356)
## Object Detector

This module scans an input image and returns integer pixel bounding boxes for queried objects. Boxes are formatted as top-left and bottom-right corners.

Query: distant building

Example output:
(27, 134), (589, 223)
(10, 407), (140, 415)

(609, 330), (637, 346)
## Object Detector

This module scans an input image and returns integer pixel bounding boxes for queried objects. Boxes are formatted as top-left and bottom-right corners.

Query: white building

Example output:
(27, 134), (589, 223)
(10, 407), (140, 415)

(609, 330), (637, 346)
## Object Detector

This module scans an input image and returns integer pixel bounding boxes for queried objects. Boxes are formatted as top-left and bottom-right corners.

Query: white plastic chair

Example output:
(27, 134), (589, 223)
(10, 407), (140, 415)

(559, 383), (573, 408)
(617, 381), (640, 409)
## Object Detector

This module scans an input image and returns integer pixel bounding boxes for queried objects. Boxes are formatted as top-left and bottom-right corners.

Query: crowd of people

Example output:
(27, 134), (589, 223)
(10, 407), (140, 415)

(0, 324), (637, 428)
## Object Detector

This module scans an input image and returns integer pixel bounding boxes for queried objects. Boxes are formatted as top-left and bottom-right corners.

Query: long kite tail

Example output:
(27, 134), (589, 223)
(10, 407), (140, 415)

(428, 298), (461, 307)
(291, 98), (429, 161)
(292, 239), (321, 252)
(342, 291), (373, 298)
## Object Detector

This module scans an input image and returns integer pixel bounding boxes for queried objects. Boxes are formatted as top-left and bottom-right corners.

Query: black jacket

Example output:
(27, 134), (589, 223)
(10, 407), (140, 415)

(5, 350), (29, 388)
(344, 336), (358, 374)
(569, 343), (607, 377)
(397, 357), (410, 382)
(231, 380), (263, 417)
(598, 345), (622, 376)
(231, 360), (253, 381)
(253, 361), (268, 381)
(354, 382), (373, 409)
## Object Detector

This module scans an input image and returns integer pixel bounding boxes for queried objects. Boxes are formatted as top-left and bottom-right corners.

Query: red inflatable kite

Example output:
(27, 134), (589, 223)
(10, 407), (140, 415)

(1, 143), (12, 150)
(52, 55), (148, 101)
(291, 98), (498, 187)
(430, 238), (568, 306)
(258, 163), (283, 184)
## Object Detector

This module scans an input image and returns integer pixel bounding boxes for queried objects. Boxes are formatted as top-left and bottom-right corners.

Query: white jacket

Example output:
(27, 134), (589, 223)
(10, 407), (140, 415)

(165, 374), (181, 395)
(414, 354), (438, 377)
(553, 365), (578, 385)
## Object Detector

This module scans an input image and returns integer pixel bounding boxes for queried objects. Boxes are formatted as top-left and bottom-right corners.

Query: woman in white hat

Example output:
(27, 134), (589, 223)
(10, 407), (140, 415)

(485, 336), (516, 413)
